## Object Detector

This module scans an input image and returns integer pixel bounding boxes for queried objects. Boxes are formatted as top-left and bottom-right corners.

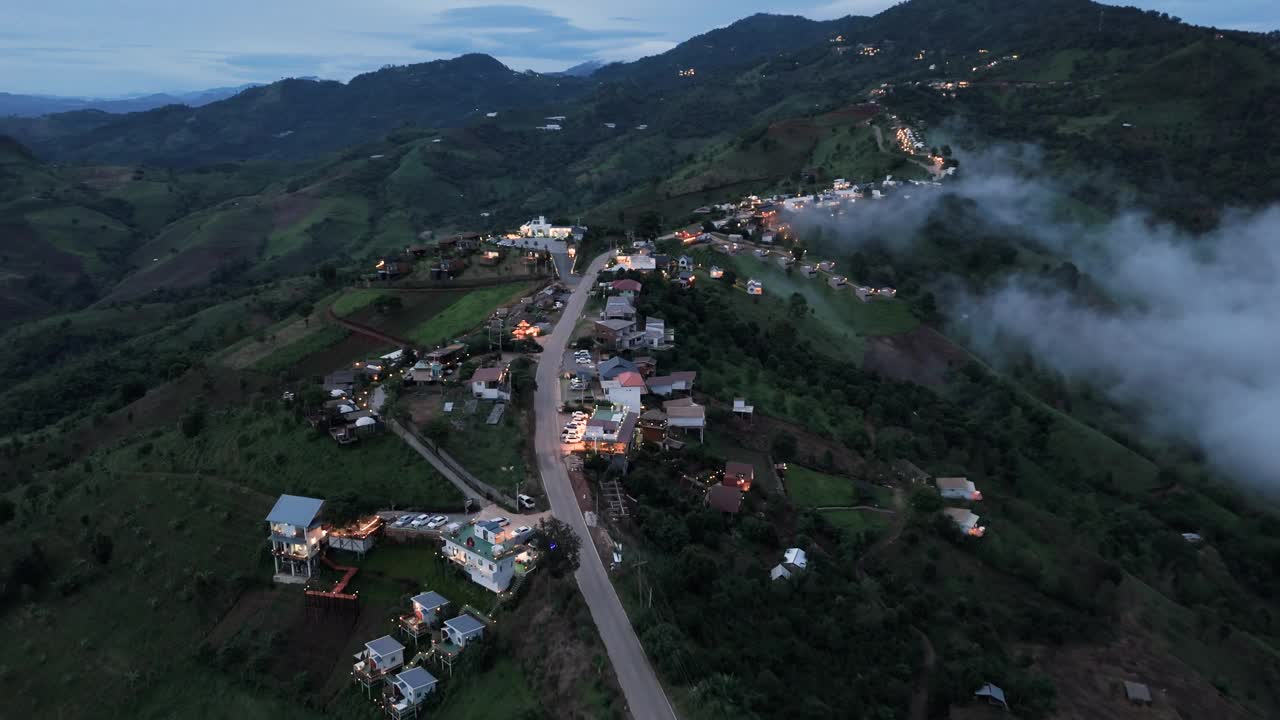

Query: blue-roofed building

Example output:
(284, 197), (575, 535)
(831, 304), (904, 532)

(443, 614), (487, 648)
(353, 635), (405, 693)
(974, 682), (1008, 709)
(265, 494), (326, 582)
(388, 666), (439, 718)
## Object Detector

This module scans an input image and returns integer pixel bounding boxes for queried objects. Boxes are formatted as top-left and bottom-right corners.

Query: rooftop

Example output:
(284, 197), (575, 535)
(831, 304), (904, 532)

(396, 666), (438, 690)
(410, 591), (449, 611)
(265, 495), (324, 528)
(445, 523), (521, 561)
(366, 635), (405, 658)
(445, 613), (486, 636)
(469, 366), (505, 384)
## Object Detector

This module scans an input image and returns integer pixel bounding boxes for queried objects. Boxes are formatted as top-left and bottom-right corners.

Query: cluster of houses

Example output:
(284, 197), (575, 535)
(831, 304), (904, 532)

(936, 476), (986, 537)
(353, 592), (494, 717)
(312, 352), (407, 444)
(705, 460), (755, 515)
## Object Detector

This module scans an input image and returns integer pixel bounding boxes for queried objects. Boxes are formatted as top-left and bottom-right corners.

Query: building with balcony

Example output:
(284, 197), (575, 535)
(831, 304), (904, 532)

(441, 521), (530, 593)
(386, 667), (439, 719)
(265, 494), (326, 583)
(353, 635), (406, 695)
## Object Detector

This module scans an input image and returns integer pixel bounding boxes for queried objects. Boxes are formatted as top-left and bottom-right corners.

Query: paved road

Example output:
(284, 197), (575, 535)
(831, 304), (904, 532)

(533, 252), (678, 720)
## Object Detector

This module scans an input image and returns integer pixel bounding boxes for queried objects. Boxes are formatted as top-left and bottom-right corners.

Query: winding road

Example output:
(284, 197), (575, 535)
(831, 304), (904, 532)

(533, 252), (679, 720)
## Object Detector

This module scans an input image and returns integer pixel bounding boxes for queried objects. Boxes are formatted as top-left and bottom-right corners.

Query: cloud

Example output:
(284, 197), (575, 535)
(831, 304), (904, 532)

(785, 149), (1280, 487)
(410, 4), (666, 64)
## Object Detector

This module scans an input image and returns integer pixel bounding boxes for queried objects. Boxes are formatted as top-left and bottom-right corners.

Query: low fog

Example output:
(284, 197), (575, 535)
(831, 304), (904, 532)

(786, 149), (1280, 486)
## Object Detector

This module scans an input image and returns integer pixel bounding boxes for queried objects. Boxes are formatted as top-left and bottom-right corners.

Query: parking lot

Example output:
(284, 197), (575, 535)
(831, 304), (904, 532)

(380, 503), (551, 537)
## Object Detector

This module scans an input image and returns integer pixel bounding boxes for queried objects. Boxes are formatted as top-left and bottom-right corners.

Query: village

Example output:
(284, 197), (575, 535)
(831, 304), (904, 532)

(249, 158), (1025, 717)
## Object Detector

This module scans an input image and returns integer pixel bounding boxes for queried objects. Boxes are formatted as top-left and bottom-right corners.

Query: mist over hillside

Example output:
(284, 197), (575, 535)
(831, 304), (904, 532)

(786, 147), (1280, 486)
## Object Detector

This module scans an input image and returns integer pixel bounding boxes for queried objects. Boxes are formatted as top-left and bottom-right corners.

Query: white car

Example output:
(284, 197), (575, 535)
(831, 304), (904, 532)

(517, 494), (536, 510)
(561, 433), (581, 443)
(426, 515), (448, 529)
(392, 515), (413, 528)
(571, 411), (588, 419)
(575, 358), (591, 365)
(409, 514), (431, 528)
(491, 516), (510, 527)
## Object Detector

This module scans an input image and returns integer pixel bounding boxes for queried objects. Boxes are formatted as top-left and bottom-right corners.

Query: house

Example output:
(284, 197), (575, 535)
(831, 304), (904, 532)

(400, 591), (449, 645)
(611, 278), (642, 296)
(327, 515), (382, 555)
(647, 371), (696, 397)
(770, 547), (808, 580)
(674, 230), (699, 244)
(746, 279), (764, 296)
(761, 232), (775, 245)
(1182, 532), (1204, 543)
(677, 271), (696, 289)
(640, 317), (673, 348)
(816, 261), (836, 273)
(604, 296), (637, 320)
(663, 397), (705, 441)
(723, 461), (754, 490)
(443, 613), (487, 648)
(936, 477), (981, 501)
(677, 255), (694, 271)
(776, 255), (794, 269)
(613, 254), (657, 273)
(410, 591), (449, 624)
(478, 249), (502, 266)
(707, 484), (743, 514)
(732, 398), (754, 420)
(638, 409), (668, 446)
(633, 355), (658, 375)
(468, 366), (510, 401)
(1123, 681), (1152, 705)
(266, 495), (326, 582)
(583, 407), (639, 457)
(709, 266), (724, 279)
(943, 508), (985, 537)
(387, 667), (439, 718)
(594, 318), (636, 347)
(800, 264), (817, 278)
(602, 371), (646, 414)
(651, 254), (672, 272)
(353, 635), (406, 688)
(441, 520), (523, 592)
(376, 256), (407, 279)
(598, 356), (639, 380)
(828, 276), (848, 290)
(974, 683), (1008, 710)
(455, 231), (481, 250)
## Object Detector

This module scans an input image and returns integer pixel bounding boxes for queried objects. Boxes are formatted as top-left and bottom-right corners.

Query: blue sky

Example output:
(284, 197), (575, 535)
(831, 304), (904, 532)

(4, 0), (1277, 96)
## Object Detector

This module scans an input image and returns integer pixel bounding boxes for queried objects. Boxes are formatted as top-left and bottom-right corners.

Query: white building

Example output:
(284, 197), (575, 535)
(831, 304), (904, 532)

(519, 215), (574, 238)
(613, 254), (657, 273)
(441, 520), (526, 592)
(443, 613), (487, 648)
(468, 366), (510, 401)
(746, 279), (764, 296)
(265, 495), (326, 582)
(709, 266), (724, 279)
(943, 508), (985, 537)
(602, 371), (646, 414)
(388, 667), (439, 718)
(936, 477), (981, 501)
(353, 635), (405, 686)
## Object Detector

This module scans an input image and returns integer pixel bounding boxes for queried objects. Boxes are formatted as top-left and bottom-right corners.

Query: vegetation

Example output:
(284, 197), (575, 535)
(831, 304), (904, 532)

(405, 283), (530, 347)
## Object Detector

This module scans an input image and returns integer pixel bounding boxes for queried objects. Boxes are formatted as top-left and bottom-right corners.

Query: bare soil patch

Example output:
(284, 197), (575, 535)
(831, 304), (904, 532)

(864, 326), (971, 387)
(293, 331), (385, 378)
(270, 192), (321, 231)
(221, 314), (324, 370)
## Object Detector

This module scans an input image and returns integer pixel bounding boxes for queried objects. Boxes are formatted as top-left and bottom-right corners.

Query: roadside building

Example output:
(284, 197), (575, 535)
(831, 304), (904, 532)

(266, 494), (326, 582)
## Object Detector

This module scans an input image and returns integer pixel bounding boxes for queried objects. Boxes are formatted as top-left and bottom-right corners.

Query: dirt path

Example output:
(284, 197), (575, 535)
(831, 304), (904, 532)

(326, 303), (419, 350)
(854, 486), (906, 581)
(815, 505), (895, 513)
(908, 626), (937, 720)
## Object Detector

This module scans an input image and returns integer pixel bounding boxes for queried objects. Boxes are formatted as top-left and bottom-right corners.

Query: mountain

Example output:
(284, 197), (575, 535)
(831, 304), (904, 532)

(555, 60), (604, 77)
(0, 84), (259, 117)
(0, 55), (588, 166)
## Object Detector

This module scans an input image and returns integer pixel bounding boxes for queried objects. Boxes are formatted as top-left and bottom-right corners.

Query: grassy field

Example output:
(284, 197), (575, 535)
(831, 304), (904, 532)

(786, 465), (888, 508)
(252, 325), (351, 374)
(265, 196), (369, 259)
(436, 658), (539, 720)
(101, 408), (464, 510)
(820, 507), (891, 534)
(405, 283), (531, 347)
(436, 391), (530, 494)
(330, 289), (387, 317)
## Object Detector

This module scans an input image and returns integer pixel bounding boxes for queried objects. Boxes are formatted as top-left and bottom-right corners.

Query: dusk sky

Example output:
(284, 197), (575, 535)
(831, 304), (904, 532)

(5, 0), (1277, 96)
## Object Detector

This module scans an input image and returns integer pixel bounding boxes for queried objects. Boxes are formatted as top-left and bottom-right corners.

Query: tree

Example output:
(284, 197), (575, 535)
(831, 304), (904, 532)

(0, 498), (14, 526)
(771, 431), (798, 462)
(636, 211), (662, 239)
(532, 517), (581, 578)
(90, 533), (114, 564)
(180, 406), (207, 438)
(788, 292), (809, 318)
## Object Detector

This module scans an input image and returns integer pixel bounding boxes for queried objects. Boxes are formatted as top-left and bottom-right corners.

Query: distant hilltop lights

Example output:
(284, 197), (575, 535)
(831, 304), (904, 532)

(677, 68), (696, 78)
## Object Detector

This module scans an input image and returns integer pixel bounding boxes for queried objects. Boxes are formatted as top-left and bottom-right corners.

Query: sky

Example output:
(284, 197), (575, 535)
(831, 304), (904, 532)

(3, 0), (1277, 96)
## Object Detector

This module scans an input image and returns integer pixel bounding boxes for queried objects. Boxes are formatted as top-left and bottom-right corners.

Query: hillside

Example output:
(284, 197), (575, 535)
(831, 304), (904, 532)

(0, 84), (258, 117)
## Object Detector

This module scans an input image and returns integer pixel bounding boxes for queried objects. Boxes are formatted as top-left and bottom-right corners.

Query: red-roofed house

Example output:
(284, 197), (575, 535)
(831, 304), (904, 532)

(611, 279), (642, 296)
(707, 484), (743, 514)
(723, 461), (754, 491)
(469, 366), (509, 401)
(601, 370), (646, 413)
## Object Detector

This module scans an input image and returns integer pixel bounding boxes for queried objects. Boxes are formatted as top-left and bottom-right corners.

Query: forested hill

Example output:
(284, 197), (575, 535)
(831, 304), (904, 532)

(0, 54), (589, 166)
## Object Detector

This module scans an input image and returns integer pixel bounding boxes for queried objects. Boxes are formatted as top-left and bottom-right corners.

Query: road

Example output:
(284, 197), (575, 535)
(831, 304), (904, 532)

(533, 251), (679, 720)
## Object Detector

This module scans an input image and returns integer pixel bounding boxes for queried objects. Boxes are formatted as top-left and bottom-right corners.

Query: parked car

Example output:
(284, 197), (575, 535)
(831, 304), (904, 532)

(490, 516), (510, 527)
(410, 514), (431, 528)
(426, 515), (448, 529)
(571, 412), (588, 420)
(517, 494), (537, 510)
(392, 515), (413, 528)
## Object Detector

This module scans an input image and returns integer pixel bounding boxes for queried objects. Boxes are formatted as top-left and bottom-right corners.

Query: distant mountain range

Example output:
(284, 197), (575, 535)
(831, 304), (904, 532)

(0, 84), (261, 117)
